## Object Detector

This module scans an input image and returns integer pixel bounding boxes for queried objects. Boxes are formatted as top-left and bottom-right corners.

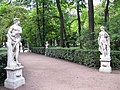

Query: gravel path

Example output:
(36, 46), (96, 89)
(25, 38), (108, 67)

(1, 52), (120, 90)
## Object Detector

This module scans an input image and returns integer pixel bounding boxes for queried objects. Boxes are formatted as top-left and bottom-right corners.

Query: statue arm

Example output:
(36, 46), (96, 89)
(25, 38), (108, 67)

(19, 27), (22, 35)
(98, 34), (101, 45)
(7, 26), (15, 41)
(20, 27), (22, 34)
(105, 32), (110, 46)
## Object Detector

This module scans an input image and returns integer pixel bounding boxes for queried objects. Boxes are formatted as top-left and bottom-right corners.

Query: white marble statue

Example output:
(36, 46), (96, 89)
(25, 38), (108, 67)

(98, 26), (111, 73)
(6, 18), (22, 67)
(4, 18), (25, 89)
(98, 26), (110, 57)
(45, 41), (49, 49)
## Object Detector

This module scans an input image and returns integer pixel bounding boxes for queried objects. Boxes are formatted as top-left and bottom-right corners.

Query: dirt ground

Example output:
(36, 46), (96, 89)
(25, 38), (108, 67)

(1, 52), (120, 90)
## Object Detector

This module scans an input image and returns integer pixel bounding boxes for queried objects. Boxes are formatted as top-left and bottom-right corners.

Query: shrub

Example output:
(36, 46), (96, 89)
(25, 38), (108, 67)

(46, 48), (75, 61)
(0, 48), (7, 53)
(46, 48), (100, 68)
(0, 52), (7, 84)
(31, 47), (120, 69)
(74, 50), (100, 68)
(31, 47), (45, 55)
(111, 51), (120, 69)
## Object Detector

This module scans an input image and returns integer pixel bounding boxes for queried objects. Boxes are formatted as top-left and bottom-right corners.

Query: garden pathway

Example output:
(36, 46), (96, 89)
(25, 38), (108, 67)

(1, 52), (120, 90)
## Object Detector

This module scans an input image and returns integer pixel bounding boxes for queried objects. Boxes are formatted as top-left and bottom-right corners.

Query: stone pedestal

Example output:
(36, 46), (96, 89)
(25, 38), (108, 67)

(20, 48), (23, 53)
(99, 55), (112, 73)
(4, 66), (25, 89)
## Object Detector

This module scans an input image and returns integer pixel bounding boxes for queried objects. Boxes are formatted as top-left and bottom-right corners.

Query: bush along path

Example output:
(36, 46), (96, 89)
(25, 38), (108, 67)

(0, 51), (7, 85)
(1, 52), (120, 90)
(31, 47), (120, 69)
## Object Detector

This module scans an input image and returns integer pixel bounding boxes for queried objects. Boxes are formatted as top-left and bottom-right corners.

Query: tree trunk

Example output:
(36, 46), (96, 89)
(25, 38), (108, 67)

(104, 0), (109, 26)
(88, 0), (94, 44)
(42, 0), (45, 47)
(64, 26), (70, 48)
(35, 0), (42, 46)
(77, 0), (82, 48)
(56, 0), (65, 47)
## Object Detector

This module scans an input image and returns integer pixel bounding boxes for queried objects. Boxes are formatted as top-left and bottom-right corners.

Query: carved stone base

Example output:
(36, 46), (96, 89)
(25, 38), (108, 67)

(4, 66), (25, 89)
(99, 65), (111, 73)
(99, 56), (112, 73)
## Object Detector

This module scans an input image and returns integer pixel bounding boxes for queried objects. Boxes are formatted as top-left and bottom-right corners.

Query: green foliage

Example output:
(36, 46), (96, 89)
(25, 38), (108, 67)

(74, 49), (100, 68)
(0, 48), (7, 53)
(22, 9), (39, 47)
(0, 50), (7, 84)
(111, 51), (120, 69)
(0, 0), (120, 50)
(31, 47), (45, 55)
(31, 47), (120, 69)
(45, 48), (100, 68)
(107, 0), (120, 50)
(0, 4), (28, 47)
(46, 48), (75, 61)
(94, 5), (104, 26)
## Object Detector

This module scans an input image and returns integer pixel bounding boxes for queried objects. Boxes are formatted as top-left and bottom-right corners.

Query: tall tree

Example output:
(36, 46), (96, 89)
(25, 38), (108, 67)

(35, 0), (42, 46)
(76, 0), (85, 48)
(77, 0), (82, 48)
(42, 0), (45, 47)
(104, 0), (110, 26)
(56, 0), (65, 47)
(88, 0), (94, 45)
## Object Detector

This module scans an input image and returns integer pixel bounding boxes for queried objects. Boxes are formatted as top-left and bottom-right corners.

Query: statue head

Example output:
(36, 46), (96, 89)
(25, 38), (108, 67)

(100, 26), (105, 31)
(13, 18), (20, 25)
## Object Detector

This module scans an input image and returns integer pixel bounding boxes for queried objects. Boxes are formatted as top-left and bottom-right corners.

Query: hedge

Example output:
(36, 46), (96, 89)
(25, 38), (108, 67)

(31, 47), (120, 69)
(31, 47), (45, 55)
(74, 49), (100, 68)
(46, 48), (75, 61)
(0, 50), (7, 84)
(0, 48), (7, 52)
(111, 51), (120, 69)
